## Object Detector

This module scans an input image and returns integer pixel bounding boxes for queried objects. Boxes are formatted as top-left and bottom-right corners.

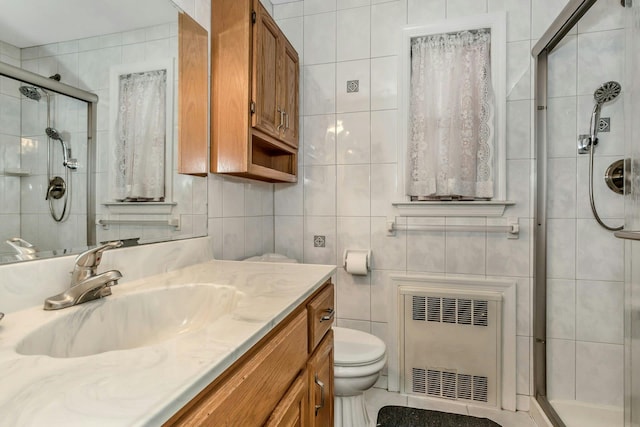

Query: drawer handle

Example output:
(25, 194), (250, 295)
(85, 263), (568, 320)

(314, 373), (325, 415)
(320, 308), (334, 322)
(277, 107), (284, 131)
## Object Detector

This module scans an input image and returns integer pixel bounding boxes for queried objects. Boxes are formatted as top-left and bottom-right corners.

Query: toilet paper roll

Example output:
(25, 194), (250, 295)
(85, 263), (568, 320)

(345, 251), (369, 275)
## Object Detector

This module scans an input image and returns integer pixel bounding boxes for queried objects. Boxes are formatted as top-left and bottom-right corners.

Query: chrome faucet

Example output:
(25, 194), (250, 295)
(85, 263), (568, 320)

(43, 241), (123, 310)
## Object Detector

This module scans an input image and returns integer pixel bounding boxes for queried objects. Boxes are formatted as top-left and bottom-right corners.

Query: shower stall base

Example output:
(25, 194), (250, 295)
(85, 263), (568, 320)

(549, 400), (622, 427)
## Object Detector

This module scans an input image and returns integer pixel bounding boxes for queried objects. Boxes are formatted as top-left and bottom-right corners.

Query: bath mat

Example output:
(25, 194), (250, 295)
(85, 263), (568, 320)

(376, 405), (502, 427)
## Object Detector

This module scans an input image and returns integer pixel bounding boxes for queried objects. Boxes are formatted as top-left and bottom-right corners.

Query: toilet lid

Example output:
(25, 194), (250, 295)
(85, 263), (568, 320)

(333, 327), (386, 366)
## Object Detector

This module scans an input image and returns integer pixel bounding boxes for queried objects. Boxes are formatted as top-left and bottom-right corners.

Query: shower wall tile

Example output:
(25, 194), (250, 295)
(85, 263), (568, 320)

(505, 159), (531, 219)
(407, 0), (446, 25)
(531, 0), (571, 41)
(578, 0), (625, 33)
(547, 96), (577, 158)
(576, 94), (625, 157)
(575, 341), (624, 406)
(546, 219), (576, 280)
(546, 279), (576, 340)
(576, 155), (625, 220)
(506, 99), (531, 160)
(547, 35), (577, 98)
(576, 30), (625, 97)
(445, 0), (487, 18)
(576, 280), (624, 344)
(547, 338), (576, 400)
(547, 157), (577, 219)
(576, 219), (624, 282)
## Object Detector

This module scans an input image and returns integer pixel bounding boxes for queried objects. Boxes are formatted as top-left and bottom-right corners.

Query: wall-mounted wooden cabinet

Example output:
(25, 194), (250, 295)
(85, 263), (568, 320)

(211, 0), (299, 183)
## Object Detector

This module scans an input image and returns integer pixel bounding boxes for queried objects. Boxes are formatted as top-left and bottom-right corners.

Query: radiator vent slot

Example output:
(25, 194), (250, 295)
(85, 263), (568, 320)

(410, 368), (489, 403)
(415, 296), (490, 327)
(402, 289), (501, 407)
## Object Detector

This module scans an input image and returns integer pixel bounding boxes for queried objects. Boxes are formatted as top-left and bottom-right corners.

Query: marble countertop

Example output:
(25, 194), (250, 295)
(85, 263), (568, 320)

(0, 260), (335, 426)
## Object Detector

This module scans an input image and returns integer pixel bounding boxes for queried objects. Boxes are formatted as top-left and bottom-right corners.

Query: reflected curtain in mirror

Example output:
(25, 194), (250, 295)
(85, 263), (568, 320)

(408, 29), (494, 200)
(114, 69), (167, 201)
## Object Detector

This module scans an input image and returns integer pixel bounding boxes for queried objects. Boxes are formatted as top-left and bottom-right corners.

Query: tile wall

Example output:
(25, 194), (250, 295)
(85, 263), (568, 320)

(545, 0), (626, 408)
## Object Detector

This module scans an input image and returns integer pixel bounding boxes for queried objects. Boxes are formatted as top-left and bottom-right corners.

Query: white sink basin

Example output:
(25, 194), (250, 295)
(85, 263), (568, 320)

(15, 284), (242, 358)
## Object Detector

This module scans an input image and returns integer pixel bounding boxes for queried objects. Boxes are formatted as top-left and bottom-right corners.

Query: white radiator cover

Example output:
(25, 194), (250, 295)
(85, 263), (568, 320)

(387, 275), (517, 411)
(402, 290), (502, 407)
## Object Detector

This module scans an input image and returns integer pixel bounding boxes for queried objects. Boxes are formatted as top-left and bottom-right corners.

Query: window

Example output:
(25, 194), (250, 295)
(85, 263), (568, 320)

(399, 13), (507, 202)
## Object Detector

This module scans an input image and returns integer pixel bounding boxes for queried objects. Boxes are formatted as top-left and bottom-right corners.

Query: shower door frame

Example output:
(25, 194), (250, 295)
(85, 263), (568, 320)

(532, 1), (599, 426)
(0, 61), (99, 247)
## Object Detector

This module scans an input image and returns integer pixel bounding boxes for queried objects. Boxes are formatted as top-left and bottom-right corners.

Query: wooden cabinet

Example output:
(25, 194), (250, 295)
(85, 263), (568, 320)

(164, 281), (334, 426)
(211, 0), (300, 183)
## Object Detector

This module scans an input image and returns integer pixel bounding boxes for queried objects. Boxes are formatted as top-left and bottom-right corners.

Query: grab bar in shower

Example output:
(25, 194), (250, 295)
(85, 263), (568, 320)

(97, 218), (180, 230)
(386, 217), (520, 239)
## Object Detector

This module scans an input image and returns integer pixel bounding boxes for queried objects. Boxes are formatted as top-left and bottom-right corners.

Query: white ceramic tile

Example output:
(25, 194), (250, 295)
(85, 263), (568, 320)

(304, 216), (337, 264)
(406, 217), (445, 273)
(407, 0), (446, 25)
(261, 216), (275, 254)
(222, 178), (245, 217)
(506, 40), (531, 101)
(244, 216), (263, 258)
(505, 159), (531, 220)
(445, 217), (486, 275)
(337, 6), (371, 62)
(370, 269), (403, 323)
(337, 164), (370, 216)
(336, 267), (371, 320)
(336, 112), (370, 164)
(547, 157), (577, 219)
(506, 100), (531, 160)
(486, 217), (530, 277)
(547, 35), (577, 98)
(371, 56), (398, 110)
(304, 165), (337, 216)
(370, 109), (398, 164)
(338, 0), (371, 9)
(546, 279), (576, 340)
(546, 338), (576, 400)
(578, 0), (625, 33)
(244, 182), (265, 217)
(547, 96), (578, 158)
(274, 215), (304, 261)
(515, 277), (531, 337)
(576, 30), (625, 97)
(576, 219), (623, 282)
(274, 181), (304, 215)
(77, 47), (122, 91)
(304, 0), (337, 15)
(304, 114), (336, 165)
(546, 218), (576, 280)
(370, 163), (398, 217)
(337, 216), (371, 264)
(303, 64), (336, 115)
(336, 318), (371, 331)
(274, 1), (304, 19)
(488, 0), (531, 42)
(304, 12), (336, 65)
(371, 0), (407, 58)
(576, 280), (624, 344)
(576, 94), (624, 157)
(531, 0), (571, 41)
(516, 336), (530, 395)
(370, 216), (406, 270)
(221, 217), (245, 260)
(336, 59), (371, 113)
(575, 341), (624, 406)
(446, 0), (487, 18)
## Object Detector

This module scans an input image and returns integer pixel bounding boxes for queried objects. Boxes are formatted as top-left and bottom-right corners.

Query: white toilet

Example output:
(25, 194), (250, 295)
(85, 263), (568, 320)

(333, 326), (387, 427)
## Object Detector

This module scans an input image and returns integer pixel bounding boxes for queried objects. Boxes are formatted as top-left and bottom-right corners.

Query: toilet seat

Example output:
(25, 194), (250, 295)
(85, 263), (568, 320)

(333, 327), (386, 367)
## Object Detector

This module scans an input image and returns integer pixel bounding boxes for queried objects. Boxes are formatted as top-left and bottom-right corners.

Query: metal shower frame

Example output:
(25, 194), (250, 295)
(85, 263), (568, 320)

(0, 61), (99, 246)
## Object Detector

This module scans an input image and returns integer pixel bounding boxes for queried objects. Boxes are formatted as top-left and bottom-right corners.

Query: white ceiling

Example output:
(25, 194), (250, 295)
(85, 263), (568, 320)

(0, 0), (178, 48)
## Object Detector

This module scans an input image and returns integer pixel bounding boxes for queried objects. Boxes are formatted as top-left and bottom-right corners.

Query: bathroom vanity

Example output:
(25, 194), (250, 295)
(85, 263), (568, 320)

(0, 260), (335, 426)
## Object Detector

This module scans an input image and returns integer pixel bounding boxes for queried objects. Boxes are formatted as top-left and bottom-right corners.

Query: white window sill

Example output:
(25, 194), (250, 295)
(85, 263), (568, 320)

(103, 202), (176, 215)
(392, 200), (515, 217)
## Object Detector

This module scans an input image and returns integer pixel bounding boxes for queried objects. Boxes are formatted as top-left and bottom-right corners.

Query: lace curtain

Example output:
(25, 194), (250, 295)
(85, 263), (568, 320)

(113, 69), (166, 201)
(408, 29), (494, 200)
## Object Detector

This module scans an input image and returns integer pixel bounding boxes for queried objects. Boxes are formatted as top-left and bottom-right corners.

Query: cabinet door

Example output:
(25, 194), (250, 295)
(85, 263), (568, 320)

(280, 38), (299, 149)
(308, 331), (334, 427)
(265, 372), (309, 427)
(252, 2), (281, 139)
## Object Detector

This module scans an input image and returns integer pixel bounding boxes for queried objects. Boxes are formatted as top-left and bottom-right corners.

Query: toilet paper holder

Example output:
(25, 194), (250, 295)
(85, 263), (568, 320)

(342, 249), (371, 273)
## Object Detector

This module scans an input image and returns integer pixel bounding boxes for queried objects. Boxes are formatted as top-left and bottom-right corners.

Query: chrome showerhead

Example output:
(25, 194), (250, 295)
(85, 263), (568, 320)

(594, 81), (621, 105)
(46, 127), (62, 141)
(19, 85), (41, 101)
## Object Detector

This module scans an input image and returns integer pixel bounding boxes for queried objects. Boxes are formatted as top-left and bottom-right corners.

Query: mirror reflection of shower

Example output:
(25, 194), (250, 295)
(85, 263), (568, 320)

(18, 75), (77, 223)
(578, 80), (623, 231)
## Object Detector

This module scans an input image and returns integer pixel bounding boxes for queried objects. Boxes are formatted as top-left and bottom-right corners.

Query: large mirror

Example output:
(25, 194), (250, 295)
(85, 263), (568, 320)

(0, 0), (208, 264)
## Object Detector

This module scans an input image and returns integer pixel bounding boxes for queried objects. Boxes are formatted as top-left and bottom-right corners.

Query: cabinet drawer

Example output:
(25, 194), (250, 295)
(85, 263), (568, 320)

(168, 310), (308, 426)
(307, 282), (334, 352)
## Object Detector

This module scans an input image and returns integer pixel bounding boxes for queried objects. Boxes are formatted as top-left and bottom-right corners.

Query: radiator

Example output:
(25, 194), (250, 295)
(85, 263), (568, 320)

(401, 289), (502, 407)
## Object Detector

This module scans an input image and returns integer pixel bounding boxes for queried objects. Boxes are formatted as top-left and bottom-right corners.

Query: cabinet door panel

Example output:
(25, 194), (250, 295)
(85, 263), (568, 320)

(308, 331), (334, 427)
(280, 38), (299, 148)
(252, 2), (281, 139)
(265, 372), (309, 427)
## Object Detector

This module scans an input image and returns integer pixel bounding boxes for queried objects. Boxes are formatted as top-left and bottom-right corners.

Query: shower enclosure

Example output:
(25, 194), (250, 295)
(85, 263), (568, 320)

(533, 0), (639, 426)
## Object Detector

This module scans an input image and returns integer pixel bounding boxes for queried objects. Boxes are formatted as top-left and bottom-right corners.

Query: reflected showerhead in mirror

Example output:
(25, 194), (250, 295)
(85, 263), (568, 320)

(594, 81), (621, 105)
(19, 85), (41, 101)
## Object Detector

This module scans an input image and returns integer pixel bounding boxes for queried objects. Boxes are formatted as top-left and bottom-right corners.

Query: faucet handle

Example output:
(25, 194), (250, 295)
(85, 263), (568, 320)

(75, 241), (123, 269)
